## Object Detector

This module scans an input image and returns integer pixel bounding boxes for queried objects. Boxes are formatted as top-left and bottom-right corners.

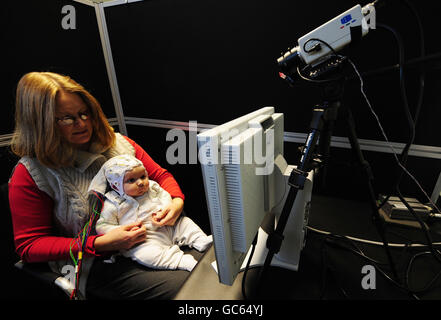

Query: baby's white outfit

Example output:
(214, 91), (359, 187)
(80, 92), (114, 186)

(93, 155), (212, 272)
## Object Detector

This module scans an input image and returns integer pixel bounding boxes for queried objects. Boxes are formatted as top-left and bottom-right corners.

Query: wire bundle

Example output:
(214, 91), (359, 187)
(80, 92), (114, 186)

(309, 226), (441, 299)
(68, 191), (104, 300)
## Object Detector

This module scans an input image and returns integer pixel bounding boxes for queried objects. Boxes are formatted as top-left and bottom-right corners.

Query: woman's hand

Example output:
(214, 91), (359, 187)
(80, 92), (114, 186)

(94, 221), (147, 252)
(152, 197), (184, 227)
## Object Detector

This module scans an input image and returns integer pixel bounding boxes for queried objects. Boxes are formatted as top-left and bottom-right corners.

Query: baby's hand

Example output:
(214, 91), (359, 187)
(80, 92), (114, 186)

(152, 211), (164, 224)
(129, 221), (143, 231)
(151, 200), (182, 227)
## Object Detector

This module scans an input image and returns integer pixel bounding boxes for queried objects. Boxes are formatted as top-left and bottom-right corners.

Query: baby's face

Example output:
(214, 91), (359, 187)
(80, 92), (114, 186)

(123, 166), (149, 197)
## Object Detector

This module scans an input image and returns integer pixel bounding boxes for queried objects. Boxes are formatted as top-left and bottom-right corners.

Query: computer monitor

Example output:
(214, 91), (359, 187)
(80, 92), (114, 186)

(198, 107), (313, 285)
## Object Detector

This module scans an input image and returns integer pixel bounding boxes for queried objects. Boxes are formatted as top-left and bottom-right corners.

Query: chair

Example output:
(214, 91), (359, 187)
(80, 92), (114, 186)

(1, 183), (71, 299)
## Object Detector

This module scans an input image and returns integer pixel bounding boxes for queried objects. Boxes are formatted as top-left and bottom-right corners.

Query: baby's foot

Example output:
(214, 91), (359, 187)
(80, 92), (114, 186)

(178, 254), (198, 272)
(192, 235), (213, 252)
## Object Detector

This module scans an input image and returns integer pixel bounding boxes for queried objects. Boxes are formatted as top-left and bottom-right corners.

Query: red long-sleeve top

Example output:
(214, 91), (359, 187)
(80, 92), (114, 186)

(8, 136), (185, 263)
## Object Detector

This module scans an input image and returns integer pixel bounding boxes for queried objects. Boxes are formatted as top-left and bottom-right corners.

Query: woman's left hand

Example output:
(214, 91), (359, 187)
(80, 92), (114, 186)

(152, 197), (184, 227)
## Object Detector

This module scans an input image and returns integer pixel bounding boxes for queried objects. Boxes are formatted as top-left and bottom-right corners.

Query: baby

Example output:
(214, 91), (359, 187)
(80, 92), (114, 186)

(92, 154), (212, 272)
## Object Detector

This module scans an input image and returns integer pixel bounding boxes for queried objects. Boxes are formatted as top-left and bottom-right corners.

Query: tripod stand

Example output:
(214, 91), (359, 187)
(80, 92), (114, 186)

(256, 67), (399, 297)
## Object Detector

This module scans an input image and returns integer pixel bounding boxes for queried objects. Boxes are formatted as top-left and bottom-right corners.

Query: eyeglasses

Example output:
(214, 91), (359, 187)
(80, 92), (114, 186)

(56, 112), (90, 126)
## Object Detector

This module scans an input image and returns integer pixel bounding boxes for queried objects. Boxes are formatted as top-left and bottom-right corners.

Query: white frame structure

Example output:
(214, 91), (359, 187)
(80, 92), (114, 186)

(72, 0), (137, 136)
(2, 0), (439, 198)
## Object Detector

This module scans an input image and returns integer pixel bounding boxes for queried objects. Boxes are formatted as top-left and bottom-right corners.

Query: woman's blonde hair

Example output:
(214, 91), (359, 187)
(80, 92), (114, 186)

(11, 72), (116, 168)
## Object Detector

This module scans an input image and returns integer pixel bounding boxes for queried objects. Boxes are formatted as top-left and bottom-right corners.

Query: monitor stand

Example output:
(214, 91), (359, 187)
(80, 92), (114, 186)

(212, 164), (314, 274)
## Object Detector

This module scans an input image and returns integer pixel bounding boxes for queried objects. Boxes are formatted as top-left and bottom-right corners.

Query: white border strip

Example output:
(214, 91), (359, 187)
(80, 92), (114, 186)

(2, 117), (440, 160)
(124, 117), (441, 160)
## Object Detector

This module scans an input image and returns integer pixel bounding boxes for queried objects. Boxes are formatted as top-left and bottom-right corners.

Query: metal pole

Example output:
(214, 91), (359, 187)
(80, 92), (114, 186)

(94, 2), (128, 136)
(432, 172), (441, 205)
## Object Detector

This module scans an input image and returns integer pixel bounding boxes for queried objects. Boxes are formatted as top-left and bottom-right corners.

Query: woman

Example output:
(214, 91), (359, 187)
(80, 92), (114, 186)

(8, 72), (195, 299)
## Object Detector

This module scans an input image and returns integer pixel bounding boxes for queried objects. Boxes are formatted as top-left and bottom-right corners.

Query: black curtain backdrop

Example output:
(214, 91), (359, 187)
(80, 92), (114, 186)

(3, 0), (441, 212)
(1, 0), (441, 299)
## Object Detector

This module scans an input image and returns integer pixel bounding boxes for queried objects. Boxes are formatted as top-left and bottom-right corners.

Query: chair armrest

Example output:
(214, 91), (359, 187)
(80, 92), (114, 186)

(14, 260), (74, 297)
(15, 260), (59, 283)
